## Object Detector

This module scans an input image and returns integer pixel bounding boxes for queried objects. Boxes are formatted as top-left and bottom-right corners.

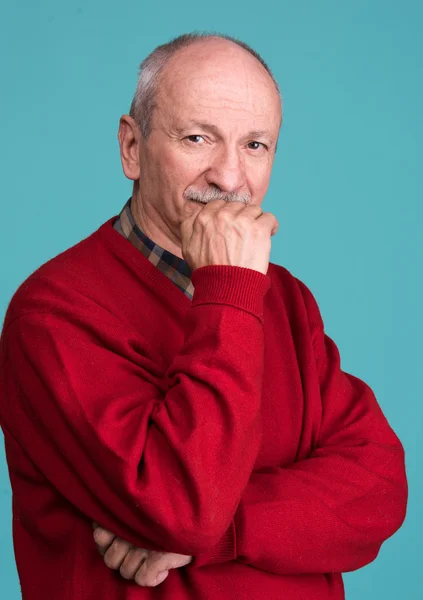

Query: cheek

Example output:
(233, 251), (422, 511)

(246, 162), (273, 198)
(162, 149), (207, 190)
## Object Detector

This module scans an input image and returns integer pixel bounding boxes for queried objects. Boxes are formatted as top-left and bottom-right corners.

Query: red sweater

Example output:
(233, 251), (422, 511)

(0, 217), (407, 599)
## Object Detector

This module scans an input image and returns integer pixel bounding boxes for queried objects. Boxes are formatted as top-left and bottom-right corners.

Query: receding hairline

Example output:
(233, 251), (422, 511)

(160, 36), (279, 89)
(129, 32), (282, 139)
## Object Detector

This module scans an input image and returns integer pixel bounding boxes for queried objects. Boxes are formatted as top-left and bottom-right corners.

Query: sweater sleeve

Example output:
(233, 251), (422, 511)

(0, 265), (270, 556)
(193, 280), (408, 573)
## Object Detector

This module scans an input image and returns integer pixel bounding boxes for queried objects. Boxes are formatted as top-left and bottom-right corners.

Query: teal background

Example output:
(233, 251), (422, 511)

(0, 0), (421, 597)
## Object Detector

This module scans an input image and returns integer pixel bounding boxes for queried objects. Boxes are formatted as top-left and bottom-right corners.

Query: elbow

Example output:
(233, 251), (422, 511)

(343, 499), (406, 573)
(342, 499), (407, 574)
(341, 541), (381, 573)
(376, 452), (408, 541)
(339, 465), (408, 573)
(347, 485), (408, 573)
(364, 480), (408, 545)
(359, 445), (408, 542)
(381, 487), (408, 542)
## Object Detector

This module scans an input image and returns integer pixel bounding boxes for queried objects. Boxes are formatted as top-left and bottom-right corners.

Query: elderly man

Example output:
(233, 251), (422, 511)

(0, 32), (407, 599)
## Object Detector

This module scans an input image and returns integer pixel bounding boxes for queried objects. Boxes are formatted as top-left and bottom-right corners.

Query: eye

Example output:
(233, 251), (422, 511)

(186, 135), (205, 144)
(247, 141), (266, 151)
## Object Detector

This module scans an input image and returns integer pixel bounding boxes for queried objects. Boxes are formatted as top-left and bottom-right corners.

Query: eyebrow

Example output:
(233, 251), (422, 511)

(177, 121), (276, 145)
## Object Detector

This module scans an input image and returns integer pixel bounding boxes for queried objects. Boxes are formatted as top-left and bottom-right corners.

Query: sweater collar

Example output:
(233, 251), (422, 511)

(113, 198), (194, 301)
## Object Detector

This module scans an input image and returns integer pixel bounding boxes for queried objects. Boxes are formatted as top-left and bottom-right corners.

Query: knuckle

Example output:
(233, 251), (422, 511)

(216, 210), (231, 224)
(135, 567), (148, 587)
(120, 561), (135, 580)
(195, 211), (208, 226)
(104, 539), (130, 569)
(104, 551), (119, 570)
(93, 529), (113, 547)
(236, 215), (251, 228)
(210, 199), (225, 208)
(120, 548), (145, 580)
(134, 557), (161, 587)
(119, 565), (131, 579)
(251, 219), (263, 232)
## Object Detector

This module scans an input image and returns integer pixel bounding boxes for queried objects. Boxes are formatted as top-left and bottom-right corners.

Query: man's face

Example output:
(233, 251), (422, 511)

(135, 40), (282, 241)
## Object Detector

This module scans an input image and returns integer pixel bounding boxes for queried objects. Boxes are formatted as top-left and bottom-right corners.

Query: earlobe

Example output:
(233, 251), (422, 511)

(118, 115), (140, 181)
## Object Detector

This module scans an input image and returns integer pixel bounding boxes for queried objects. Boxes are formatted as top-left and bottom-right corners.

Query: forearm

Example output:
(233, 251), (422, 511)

(193, 281), (408, 573)
(237, 444), (406, 574)
(1, 266), (269, 555)
(194, 435), (407, 574)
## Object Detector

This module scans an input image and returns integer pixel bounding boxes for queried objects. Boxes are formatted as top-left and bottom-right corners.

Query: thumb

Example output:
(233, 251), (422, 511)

(180, 201), (203, 235)
(179, 217), (199, 258)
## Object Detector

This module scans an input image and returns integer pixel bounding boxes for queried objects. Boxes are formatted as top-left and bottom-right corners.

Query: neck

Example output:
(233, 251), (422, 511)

(130, 190), (184, 260)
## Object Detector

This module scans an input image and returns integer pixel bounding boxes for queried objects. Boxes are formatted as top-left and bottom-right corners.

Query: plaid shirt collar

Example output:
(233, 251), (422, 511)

(113, 197), (194, 300)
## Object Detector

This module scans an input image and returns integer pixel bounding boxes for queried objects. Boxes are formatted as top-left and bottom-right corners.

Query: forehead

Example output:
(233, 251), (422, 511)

(157, 43), (282, 131)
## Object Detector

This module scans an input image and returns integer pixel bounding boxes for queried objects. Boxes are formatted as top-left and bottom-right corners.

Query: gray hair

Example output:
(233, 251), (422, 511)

(129, 32), (281, 139)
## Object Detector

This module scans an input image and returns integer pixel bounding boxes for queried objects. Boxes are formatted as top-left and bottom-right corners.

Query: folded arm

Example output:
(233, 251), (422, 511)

(0, 266), (269, 556)
(194, 281), (408, 574)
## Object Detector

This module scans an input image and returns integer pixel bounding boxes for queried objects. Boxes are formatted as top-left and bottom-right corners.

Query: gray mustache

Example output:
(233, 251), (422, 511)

(184, 186), (251, 205)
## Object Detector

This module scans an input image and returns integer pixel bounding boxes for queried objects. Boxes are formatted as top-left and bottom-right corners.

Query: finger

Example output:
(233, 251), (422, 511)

(135, 568), (169, 587)
(180, 195), (224, 228)
(119, 548), (147, 580)
(180, 199), (212, 241)
(181, 198), (245, 242)
(134, 552), (171, 587)
(135, 563), (169, 587)
(192, 199), (251, 237)
(207, 199), (246, 213)
(240, 204), (264, 219)
(155, 570), (169, 586)
(134, 551), (190, 587)
(103, 538), (134, 570)
(180, 207), (201, 242)
(189, 199), (230, 224)
(93, 527), (116, 555)
(256, 212), (279, 236)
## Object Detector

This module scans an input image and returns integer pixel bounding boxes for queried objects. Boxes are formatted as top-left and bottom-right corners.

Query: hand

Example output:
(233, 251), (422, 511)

(92, 523), (192, 587)
(180, 199), (279, 275)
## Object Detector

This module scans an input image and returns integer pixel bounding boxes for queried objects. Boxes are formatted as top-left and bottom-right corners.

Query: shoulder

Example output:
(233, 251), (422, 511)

(2, 219), (122, 334)
(267, 261), (324, 333)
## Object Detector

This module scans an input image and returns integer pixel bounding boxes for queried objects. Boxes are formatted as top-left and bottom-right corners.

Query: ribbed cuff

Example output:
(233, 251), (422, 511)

(191, 521), (237, 569)
(191, 265), (271, 323)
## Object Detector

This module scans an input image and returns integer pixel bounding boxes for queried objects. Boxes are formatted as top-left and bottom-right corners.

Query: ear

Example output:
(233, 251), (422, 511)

(118, 115), (141, 181)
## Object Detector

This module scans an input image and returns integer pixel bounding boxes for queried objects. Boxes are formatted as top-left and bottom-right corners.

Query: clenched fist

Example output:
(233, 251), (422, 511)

(180, 199), (279, 275)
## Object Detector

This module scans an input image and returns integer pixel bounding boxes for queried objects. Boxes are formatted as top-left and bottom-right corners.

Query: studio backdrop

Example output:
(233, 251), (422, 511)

(0, 1), (421, 598)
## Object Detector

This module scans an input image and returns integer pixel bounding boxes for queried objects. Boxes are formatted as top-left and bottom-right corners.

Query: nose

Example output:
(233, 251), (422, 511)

(204, 146), (246, 194)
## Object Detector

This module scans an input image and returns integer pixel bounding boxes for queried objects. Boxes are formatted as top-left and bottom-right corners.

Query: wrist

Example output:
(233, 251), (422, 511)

(190, 521), (236, 569)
